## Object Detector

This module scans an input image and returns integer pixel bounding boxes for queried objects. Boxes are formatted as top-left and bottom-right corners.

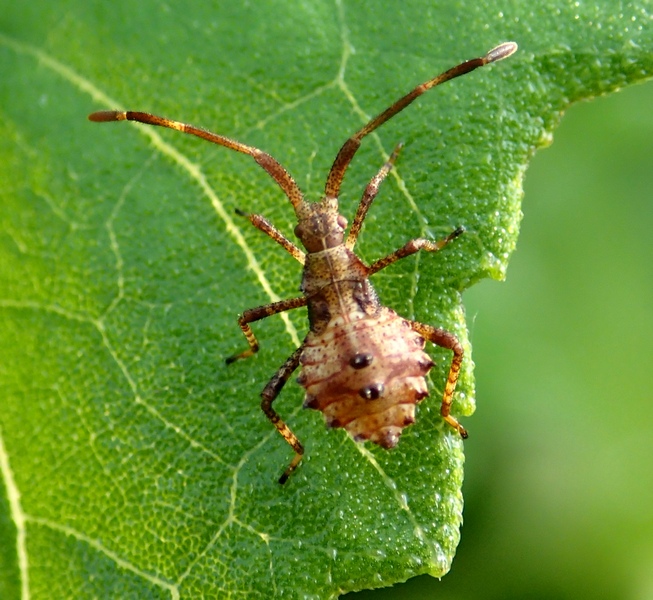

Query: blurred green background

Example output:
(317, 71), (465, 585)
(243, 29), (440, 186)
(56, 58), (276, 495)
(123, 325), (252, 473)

(350, 77), (653, 599)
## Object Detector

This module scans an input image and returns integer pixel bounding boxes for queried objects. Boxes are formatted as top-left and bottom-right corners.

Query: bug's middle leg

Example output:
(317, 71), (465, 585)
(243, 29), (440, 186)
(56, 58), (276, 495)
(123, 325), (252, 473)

(225, 296), (307, 364)
(260, 344), (305, 484)
(367, 226), (464, 276)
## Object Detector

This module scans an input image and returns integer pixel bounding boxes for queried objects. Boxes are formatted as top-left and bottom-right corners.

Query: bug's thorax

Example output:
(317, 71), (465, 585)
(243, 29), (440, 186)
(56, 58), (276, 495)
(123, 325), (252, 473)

(294, 197), (380, 335)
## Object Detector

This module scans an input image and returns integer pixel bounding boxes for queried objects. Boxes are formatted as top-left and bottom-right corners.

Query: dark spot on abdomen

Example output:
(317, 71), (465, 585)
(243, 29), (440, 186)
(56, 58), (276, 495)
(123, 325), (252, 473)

(359, 382), (384, 400)
(349, 352), (374, 369)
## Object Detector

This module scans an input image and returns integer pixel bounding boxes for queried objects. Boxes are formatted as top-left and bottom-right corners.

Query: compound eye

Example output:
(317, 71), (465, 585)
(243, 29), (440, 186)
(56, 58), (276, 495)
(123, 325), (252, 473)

(337, 215), (348, 230)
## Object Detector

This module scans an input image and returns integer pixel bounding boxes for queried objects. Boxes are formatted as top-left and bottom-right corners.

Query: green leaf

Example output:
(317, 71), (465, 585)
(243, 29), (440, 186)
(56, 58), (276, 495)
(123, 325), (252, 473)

(0, 1), (651, 599)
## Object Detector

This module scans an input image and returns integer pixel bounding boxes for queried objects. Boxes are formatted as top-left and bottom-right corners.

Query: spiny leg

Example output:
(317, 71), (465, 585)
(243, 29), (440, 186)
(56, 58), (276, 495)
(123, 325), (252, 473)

(325, 42), (518, 199)
(226, 296), (308, 364)
(235, 208), (305, 264)
(88, 110), (305, 212)
(367, 226), (464, 276)
(260, 345), (305, 484)
(411, 322), (466, 438)
(345, 143), (403, 250)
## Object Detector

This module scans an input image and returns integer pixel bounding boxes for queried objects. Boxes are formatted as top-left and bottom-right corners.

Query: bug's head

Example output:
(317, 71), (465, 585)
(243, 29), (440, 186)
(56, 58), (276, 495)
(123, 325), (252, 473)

(293, 197), (347, 252)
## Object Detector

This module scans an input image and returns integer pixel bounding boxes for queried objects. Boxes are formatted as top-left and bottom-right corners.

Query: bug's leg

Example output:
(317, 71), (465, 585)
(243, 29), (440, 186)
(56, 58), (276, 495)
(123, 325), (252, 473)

(367, 226), (464, 276)
(345, 143), (403, 250)
(235, 209), (305, 264)
(225, 296), (308, 364)
(411, 321), (467, 438)
(260, 345), (305, 484)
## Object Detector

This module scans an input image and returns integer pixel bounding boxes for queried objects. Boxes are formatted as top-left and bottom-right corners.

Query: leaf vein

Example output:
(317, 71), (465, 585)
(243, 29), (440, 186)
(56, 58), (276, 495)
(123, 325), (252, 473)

(0, 426), (30, 600)
(0, 31), (301, 350)
(27, 515), (180, 599)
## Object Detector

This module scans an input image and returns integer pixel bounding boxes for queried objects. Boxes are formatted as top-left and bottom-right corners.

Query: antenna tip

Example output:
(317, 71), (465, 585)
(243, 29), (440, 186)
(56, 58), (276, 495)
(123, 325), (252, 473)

(485, 41), (519, 63)
(88, 110), (126, 122)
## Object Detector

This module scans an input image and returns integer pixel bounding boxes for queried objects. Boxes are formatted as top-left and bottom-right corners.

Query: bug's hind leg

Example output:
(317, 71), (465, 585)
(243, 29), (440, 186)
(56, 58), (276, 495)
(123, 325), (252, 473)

(260, 345), (305, 484)
(410, 321), (467, 438)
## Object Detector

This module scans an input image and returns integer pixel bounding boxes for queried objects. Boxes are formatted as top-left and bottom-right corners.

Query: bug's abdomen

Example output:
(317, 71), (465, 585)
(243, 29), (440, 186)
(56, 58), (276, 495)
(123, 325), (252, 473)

(298, 307), (434, 448)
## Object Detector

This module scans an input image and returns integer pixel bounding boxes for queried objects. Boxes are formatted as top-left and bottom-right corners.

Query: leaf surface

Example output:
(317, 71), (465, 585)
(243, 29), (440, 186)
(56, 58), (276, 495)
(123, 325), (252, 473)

(1, 1), (652, 598)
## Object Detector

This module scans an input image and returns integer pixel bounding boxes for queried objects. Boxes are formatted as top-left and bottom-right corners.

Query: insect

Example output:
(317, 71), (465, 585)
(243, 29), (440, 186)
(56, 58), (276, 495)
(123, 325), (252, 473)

(89, 41), (517, 483)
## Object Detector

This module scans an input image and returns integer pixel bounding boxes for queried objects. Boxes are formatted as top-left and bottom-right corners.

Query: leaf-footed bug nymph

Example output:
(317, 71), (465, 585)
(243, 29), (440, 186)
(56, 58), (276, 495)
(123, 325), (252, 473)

(89, 41), (518, 483)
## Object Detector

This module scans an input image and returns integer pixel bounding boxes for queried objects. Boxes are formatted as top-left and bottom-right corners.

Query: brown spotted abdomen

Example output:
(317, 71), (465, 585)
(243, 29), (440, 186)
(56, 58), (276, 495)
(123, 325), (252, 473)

(298, 307), (434, 448)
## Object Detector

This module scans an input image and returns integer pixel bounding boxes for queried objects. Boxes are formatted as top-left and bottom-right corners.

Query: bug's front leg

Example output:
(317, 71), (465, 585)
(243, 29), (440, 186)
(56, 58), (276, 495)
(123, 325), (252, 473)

(225, 296), (307, 364)
(260, 345), (305, 484)
(235, 208), (306, 264)
(345, 143), (403, 250)
(410, 321), (467, 438)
